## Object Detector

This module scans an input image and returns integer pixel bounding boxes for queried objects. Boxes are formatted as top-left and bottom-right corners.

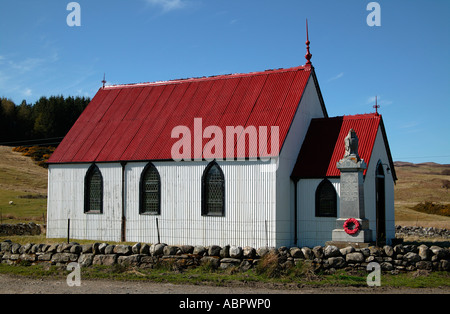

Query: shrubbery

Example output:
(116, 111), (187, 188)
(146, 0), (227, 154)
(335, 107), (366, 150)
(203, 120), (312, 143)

(411, 201), (450, 217)
(12, 146), (55, 168)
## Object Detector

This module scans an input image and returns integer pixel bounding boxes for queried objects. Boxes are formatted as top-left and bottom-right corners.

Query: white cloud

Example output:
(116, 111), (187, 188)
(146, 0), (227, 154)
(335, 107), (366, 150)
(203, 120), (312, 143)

(23, 88), (32, 97)
(327, 72), (344, 82)
(398, 121), (420, 130)
(366, 96), (377, 105)
(0, 53), (60, 103)
(145, 0), (186, 12)
(9, 57), (44, 73)
(5, 53), (58, 74)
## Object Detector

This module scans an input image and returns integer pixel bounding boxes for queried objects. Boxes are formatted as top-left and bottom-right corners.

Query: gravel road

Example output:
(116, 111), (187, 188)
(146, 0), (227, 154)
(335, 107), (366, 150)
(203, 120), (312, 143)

(1, 273), (449, 294)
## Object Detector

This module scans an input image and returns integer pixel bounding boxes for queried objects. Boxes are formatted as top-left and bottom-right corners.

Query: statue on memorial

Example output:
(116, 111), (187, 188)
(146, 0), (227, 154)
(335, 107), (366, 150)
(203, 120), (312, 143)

(344, 129), (360, 160)
(333, 128), (371, 244)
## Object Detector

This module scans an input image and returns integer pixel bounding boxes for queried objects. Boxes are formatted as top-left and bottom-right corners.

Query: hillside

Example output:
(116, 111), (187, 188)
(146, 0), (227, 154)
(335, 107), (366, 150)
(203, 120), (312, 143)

(1, 145), (450, 229)
(0, 146), (48, 223)
(393, 161), (450, 229)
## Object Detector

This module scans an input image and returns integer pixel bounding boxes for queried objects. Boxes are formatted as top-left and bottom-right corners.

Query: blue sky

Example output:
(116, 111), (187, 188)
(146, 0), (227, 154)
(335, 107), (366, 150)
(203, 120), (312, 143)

(0, 0), (449, 164)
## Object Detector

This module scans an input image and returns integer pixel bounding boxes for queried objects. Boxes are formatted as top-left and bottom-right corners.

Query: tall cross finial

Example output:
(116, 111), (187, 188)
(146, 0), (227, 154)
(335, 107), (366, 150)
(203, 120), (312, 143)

(305, 19), (312, 66)
(102, 73), (106, 89)
(373, 96), (380, 115)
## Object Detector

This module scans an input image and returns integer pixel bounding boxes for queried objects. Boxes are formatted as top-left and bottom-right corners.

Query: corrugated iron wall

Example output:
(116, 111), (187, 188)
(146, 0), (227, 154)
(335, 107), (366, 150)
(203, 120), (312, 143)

(47, 161), (277, 247)
(363, 128), (396, 242)
(46, 163), (123, 242)
(297, 178), (340, 248)
(125, 160), (277, 248)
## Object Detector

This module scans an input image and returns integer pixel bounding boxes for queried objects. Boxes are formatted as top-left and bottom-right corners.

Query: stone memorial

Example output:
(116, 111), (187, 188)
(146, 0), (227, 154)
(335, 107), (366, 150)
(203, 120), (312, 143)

(331, 129), (372, 246)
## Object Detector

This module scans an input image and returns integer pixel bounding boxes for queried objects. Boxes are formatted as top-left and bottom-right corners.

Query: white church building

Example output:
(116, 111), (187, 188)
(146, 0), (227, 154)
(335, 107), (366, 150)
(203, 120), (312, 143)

(46, 39), (397, 248)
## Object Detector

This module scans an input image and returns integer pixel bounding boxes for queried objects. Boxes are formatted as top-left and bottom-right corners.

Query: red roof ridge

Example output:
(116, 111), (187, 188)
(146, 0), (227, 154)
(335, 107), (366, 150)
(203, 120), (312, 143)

(310, 113), (381, 122)
(103, 65), (308, 90)
(342, 112), (380, 119)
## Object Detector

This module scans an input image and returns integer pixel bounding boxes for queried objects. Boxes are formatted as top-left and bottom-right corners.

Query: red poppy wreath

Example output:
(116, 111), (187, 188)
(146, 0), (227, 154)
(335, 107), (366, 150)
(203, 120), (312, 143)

(343, 218), (360, 235)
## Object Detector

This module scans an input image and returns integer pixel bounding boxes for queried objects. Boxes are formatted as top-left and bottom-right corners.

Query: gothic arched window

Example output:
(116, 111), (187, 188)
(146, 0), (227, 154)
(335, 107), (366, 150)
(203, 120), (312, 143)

(84, 164), (103, 214)
(202, 161), (225, 216)
(139, 163), (161, 215)
(315, 179), (337, 217)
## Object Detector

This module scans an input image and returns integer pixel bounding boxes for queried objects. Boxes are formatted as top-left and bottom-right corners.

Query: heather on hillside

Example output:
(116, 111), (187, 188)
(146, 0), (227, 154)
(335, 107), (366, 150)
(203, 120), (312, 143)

(12, 146), (55, 168)
(411, 201), (450, 217)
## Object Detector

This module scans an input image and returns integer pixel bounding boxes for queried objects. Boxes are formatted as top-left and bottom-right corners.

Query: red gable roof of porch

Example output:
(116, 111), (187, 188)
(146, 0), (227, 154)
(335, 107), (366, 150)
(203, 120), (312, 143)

(291, 113), (397, 180)
(48, 66), (317, 163)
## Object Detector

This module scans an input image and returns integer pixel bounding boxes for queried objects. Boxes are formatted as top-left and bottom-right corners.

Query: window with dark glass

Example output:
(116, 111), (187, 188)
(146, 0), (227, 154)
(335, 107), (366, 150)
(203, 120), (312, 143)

(315, 179), (337, 217)
(140, 163), (161, 215)
(84, 164), (103, 214)
(202, 161), (225, 216)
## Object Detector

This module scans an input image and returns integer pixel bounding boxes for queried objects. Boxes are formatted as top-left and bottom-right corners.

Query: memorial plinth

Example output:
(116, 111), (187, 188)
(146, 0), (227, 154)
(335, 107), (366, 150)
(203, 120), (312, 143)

(331, 129), (372, 244)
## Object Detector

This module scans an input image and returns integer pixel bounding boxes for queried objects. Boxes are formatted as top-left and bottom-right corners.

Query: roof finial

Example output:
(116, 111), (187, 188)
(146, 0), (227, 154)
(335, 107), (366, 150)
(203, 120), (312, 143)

(102, 73), (106, 89)
(305, 19), (312, 66)
(373, 96), (380, 115)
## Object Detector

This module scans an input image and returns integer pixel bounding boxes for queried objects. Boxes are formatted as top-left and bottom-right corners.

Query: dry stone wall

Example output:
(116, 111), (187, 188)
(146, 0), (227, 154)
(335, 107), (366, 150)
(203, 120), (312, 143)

(0, 222), (41, 236)
(2, 223), (449, 240)
(395, 225), (450, 239)
(1, 240), (449, 273)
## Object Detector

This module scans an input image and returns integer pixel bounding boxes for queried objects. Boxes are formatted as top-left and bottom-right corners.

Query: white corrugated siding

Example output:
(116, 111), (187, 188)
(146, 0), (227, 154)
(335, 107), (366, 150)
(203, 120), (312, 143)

(47, 161), (277, 247)
(46, 163), (122, 242)
(125, 160), (276, 248)
(297, 179), (340, 247)
(363, 128), (396, 243)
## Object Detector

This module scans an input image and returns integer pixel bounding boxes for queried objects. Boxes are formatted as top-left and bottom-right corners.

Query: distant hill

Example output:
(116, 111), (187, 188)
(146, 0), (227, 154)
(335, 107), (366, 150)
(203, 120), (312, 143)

(394, 161), (450, 168)
(394, 161), (418, 167)
(416, 162), (450, 167)
(393, 161), (450, 229)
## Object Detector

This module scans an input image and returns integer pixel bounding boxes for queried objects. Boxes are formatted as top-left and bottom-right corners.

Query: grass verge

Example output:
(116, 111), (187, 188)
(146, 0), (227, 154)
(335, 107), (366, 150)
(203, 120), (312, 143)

(0, 256), (448, 290)
(0, 190), (47, 224)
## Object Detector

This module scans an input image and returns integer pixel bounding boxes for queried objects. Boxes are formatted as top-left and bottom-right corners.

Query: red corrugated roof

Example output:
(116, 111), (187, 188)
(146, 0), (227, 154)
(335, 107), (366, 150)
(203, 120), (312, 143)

(291, 113), (389, 179)
(49, 66), (313, 163)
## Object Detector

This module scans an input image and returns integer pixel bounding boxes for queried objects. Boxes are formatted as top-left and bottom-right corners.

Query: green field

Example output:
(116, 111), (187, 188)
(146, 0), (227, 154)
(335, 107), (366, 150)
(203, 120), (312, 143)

(0, 146), (48, 224)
